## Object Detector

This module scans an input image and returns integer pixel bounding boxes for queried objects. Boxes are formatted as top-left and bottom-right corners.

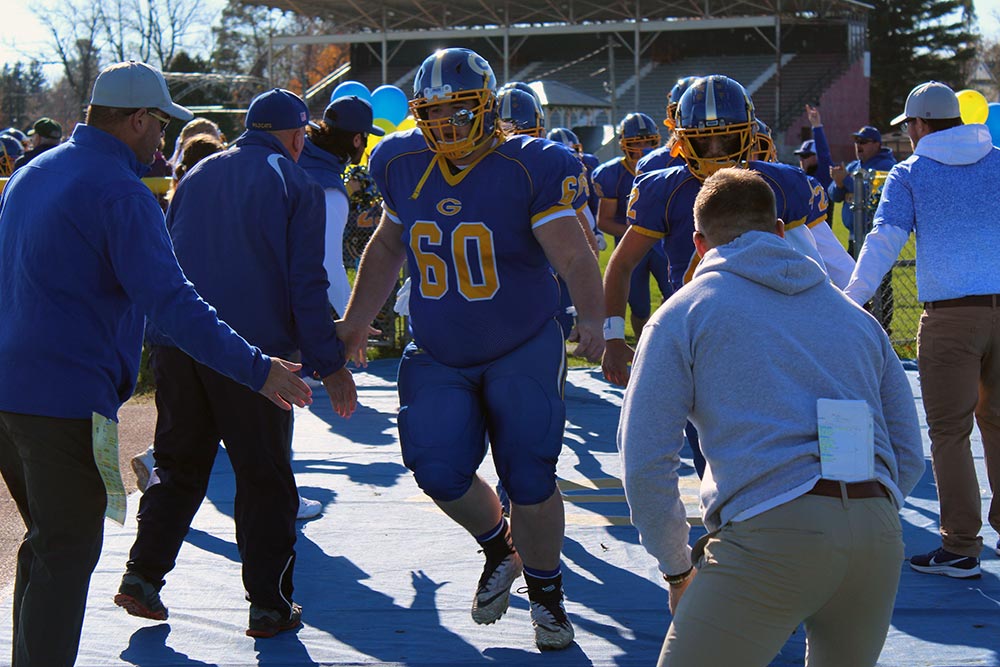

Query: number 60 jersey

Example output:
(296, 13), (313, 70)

(369, 128), (588, 368)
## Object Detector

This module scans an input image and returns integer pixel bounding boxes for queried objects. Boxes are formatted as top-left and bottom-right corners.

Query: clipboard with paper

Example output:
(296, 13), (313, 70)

(816, 399), (875, 482)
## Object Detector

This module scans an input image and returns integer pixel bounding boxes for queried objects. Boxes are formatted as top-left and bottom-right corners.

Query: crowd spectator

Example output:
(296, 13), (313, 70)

(829, 124), (896, 252)
(620, 167), (923, 667)
(0, 60), (312, 667)
(846, 80), (1000, 579)
(11, 117), (62, 173)
(114, 88), (357, 639)
(793, 104), (834, 189)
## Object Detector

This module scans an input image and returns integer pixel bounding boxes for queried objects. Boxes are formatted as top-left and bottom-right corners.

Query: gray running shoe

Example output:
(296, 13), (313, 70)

(114, 572), (167, 620)
(246, 602), (303, 638)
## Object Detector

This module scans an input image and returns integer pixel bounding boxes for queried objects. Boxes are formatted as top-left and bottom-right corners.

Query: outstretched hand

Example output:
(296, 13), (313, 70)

(259, 358), (313, 410)
(571, 316), (605, 363)
(322, 365), (357, 419)
(601, 338), (635, 387)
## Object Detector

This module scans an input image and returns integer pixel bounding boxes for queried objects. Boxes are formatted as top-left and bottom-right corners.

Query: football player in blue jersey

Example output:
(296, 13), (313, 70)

(592, 112), (672, 336)
(548, 127), (602, 238)
(635, 75), (699, 175)
(752, 119), (855, 287)
(602, 75), (850, 388)
(497, 86), (545, 138)
(337, 47), (604, 652)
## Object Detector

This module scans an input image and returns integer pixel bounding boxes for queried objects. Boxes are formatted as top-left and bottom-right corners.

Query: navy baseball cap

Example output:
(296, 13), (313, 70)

(246, 88), (310, 131)
(323, 95), (384, 136)
(793, 139), (816, 156)
(852, 126), (882, 143)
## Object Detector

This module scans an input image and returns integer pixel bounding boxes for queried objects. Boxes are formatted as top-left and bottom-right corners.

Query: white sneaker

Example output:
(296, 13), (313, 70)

(529, 591), (575, 651)
(130, 447), (155, 492)
(296, 496), (322, 520)
(471, 550), (522, 624)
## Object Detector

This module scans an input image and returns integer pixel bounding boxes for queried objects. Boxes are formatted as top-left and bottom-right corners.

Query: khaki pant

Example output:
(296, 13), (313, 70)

(918, 305), (1000, 557)
(659, 493), (903, 667)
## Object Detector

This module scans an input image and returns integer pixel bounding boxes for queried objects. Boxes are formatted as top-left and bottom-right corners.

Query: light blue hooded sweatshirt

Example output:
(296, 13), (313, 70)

(846, 124), (1000, 304)
(620, 231), (924, 576)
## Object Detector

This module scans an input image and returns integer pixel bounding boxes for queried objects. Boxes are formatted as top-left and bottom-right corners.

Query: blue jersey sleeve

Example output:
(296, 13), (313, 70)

(626, 171), (668, 243)
(805, 174), (830, 228)
(591, 160), (618, 200)
(752, 161), (812, 231)
(529, 141), (585, 228)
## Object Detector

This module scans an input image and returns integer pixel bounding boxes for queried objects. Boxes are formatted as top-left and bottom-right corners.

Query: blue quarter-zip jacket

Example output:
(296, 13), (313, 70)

(0, 124), (270, 420)
(155, 130), (345, 377)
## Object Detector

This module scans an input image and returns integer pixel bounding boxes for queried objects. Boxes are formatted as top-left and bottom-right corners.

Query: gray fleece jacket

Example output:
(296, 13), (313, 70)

(619, 231), (924, 576)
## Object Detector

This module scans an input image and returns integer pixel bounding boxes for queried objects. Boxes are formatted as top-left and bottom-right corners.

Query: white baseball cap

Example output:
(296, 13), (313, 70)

(891, 81), (961, 126)
(90, 61), (193, 121)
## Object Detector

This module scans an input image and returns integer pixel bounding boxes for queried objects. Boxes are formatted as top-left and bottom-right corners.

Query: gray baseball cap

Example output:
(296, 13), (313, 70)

(891, 81), (961, 126)
(90, 61), (193, 121)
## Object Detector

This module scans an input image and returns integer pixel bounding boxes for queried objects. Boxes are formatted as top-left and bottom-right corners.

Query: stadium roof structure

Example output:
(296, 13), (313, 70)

(247, 0), (873, 128)
(249, 0), (872, 36)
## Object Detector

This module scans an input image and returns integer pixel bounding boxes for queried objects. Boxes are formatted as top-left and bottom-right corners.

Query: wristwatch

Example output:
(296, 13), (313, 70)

(663, 567), (694, 586)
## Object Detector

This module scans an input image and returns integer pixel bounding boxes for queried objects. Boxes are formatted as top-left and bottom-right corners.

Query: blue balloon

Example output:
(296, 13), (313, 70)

(330, 81), (371, 104)
(370, 85), (409, 126)
(986, 103), (1000, 147)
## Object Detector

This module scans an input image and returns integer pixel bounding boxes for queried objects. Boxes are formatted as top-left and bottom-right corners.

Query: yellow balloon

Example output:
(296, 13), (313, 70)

(396, 116), (417, 132)
(957, 89), (989, 125)
(361, 132), (382, 166)
(373, 118), (396, 135)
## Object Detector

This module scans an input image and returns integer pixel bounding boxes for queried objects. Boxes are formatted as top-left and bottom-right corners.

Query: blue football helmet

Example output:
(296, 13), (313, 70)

(665, 76), (699, 129)
(674, 75), (755, 181)
(499, 81), (541, 106)
(0, 134), (24, 176)
(410, 48), (498, 160)
(497, 87), (544, 138)
(752, 119), (777, 162)
(2, 127), (29, 149)
(618, 112), (661, 160)
(546, 127), (583, 156)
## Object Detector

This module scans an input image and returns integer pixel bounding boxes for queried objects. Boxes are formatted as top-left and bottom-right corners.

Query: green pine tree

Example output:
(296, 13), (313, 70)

(869, 0), (978, 128)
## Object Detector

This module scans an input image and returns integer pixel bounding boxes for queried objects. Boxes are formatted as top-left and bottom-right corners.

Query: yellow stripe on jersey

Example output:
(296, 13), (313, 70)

(630, 225), (665, 240)
(783, 214), (808, 231)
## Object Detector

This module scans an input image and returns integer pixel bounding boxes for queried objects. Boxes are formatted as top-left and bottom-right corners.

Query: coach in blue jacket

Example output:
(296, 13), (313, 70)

(115, 89), (357, 639)
(0, 62), (313, 667)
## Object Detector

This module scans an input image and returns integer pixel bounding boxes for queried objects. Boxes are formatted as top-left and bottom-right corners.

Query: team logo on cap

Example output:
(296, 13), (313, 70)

(300, 111), (307, 122)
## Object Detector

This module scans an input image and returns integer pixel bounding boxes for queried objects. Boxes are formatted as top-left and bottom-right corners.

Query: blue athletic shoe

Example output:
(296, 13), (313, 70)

(909, 547), (980, 579)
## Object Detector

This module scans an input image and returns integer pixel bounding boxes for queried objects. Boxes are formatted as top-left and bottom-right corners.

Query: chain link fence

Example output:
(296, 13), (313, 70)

(849, 170), (918, 359)
(343, 165), (407, 351)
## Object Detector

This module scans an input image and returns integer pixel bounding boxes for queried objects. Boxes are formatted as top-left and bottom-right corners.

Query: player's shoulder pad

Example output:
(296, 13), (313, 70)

(369, 127), (430, 171)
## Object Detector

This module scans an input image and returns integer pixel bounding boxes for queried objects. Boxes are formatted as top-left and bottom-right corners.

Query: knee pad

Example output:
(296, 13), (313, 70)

(486, 375), (564, 506)
(397, 402), (485, 502)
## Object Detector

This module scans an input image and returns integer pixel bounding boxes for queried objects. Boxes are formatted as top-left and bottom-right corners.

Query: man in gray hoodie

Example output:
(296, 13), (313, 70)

(847, 81), (1000, 578)
(620, 168), (924, 667)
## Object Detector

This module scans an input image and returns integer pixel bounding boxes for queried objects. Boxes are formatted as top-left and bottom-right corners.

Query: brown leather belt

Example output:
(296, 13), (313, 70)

(807, 479), (888, 499)
(925, 294), (1000, 309)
